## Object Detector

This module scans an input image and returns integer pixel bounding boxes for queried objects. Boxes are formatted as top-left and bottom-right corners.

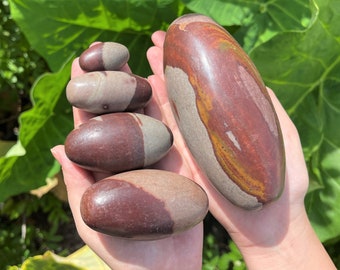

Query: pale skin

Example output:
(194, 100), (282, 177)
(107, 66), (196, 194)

(51, 31), (336, 270)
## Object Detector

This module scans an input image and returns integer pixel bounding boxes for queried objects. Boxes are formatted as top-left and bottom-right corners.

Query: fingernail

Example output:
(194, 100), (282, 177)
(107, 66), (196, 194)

(50, 146), (61, 163)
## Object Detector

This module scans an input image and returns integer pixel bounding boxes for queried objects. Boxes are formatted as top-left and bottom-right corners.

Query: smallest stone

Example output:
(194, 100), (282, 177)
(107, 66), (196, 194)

(79, 42), (130, 71)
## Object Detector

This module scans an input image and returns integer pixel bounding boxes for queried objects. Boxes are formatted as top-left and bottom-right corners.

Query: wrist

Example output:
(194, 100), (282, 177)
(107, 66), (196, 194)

(236, 210), (335, 270)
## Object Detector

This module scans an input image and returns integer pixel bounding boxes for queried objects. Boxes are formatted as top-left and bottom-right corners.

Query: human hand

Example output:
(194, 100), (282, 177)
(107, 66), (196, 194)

(51, 43), (204, 270)
(147, 29), (308, 239)
(52, 31), (335, 269)
(146, 31), (335, 269)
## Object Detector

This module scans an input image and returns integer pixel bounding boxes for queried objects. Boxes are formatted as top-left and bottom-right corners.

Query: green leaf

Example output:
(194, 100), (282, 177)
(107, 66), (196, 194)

(251, 0), (340, 242)
(0, 58), (73, 202)
(9, 245), (110, 269)
(0, 140), (16, 156)
(9, 0), (180, 72)
(306, 148), (340, 242)
(63, 245), (111, 270)
(202, 236), (245, 270)
(182, 0), (314, 51)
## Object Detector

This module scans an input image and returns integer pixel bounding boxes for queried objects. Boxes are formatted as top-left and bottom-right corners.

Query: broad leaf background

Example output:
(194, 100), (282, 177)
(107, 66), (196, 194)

(3, 0), (340, 243)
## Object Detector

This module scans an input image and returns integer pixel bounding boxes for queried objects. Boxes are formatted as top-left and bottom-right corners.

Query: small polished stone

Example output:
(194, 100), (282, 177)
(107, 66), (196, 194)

(66, 71), (152, 114)
(79, 42), (129, 71)
(65, 113), (173, 173)
(80, 169), (209, 240)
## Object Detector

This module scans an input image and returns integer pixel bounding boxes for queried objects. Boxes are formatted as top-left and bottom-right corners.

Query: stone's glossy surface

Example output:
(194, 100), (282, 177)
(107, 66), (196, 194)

(66, 71), (152, 114)
(164, 14), (285, 209)
(65, 113), (173, 173)
(79, 42), (129, 71)
(80, 169), (208, 240)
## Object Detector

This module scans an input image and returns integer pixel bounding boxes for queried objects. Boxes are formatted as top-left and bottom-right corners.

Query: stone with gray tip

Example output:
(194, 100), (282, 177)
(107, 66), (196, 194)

(79, 42), (130, 71)
(66, 71), (152, 114)
(64, 113), (173, 173)
(80, 169), (209, 240)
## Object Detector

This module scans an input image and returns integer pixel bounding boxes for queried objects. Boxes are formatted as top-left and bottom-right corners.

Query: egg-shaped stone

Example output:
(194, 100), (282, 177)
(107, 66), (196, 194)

(65, 113), (173, 173)
(80, 169), (208, 240)
(164, 14), (285, 210)
(79, 42), (129, 71)
(66, 71), (152, 114)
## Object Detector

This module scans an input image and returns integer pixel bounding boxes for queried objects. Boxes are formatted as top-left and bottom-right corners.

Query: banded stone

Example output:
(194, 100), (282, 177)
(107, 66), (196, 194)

(164, 14), (285, 210)
(79, 42), (129, 71)
(80, 169), (209, 240)
(66, 71), (152, 114)
(65, 113), (173, 173)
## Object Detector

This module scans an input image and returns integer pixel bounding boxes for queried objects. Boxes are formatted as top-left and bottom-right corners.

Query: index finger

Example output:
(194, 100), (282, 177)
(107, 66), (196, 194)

(70, 57), (97, 127)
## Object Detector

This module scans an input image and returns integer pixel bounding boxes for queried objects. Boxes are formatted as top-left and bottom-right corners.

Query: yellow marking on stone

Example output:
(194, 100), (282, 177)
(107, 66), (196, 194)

(191, 75), (266, 201)
(212, 134), (266, 201)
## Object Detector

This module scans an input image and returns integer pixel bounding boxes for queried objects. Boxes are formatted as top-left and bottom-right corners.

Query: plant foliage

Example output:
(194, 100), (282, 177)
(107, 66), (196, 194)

(203, 233), (246, 270)
(0, 0), (48, 142)
(1, 0), (340, 252)
(8, 245), (110, 270)
(0, 192), (71, 267)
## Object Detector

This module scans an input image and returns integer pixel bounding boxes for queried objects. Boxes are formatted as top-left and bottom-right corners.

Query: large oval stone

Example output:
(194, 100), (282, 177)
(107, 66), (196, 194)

(66, 71), (152, 114)
(65, 113), (173, 173)
(79, 42), (129, 71)
(164, 14), (285, 209)
(80, 169), (208, 240)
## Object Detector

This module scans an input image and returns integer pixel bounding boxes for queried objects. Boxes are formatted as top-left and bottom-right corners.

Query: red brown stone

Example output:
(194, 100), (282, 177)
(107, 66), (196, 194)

(64, 113), (173, 173)
(164, 14), (285, 209)
(80, 169), (209, 240)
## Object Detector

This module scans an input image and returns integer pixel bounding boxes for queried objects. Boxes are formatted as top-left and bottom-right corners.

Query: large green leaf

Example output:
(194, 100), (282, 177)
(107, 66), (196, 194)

(251, 0), (340, 242)
(182, 0), (314, 51)
(9, 0), (181, 72)
(9, 245), (110, 270)
(0, 58), (73, 202)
